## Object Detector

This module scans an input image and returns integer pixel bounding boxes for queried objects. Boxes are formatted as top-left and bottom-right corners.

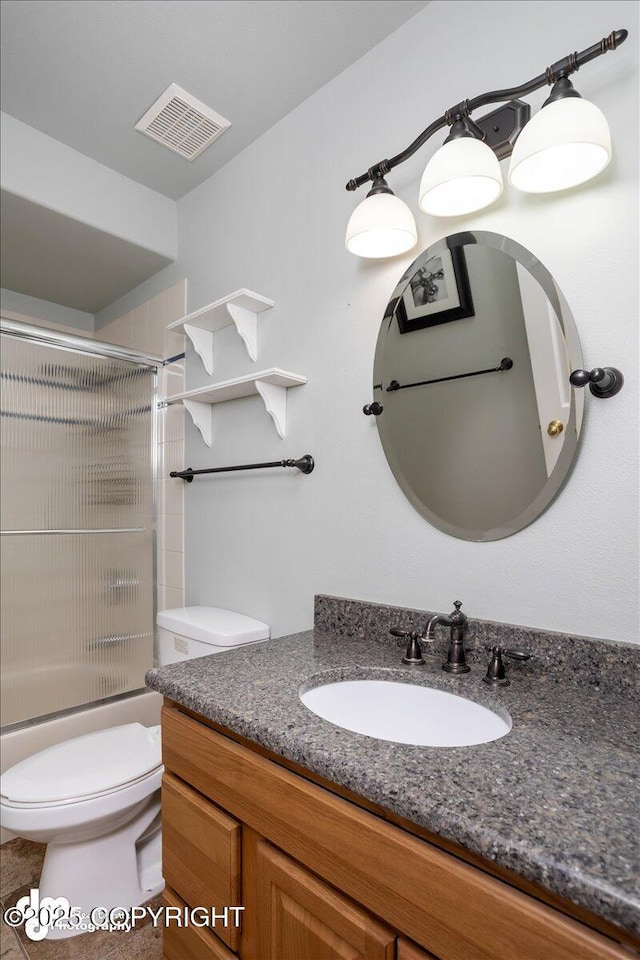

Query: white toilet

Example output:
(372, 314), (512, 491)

(0, 606), (269, 938)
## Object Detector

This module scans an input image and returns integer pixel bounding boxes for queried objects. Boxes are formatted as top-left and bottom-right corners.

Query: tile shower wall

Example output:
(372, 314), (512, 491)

(98, 280), (187, 616)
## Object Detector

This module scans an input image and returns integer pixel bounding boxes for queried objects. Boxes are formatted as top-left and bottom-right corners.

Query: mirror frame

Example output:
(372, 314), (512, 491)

(373, 231), (585, 541)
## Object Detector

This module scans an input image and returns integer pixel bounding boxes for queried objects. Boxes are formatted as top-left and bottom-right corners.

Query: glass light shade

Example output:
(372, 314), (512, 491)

(418, 138), (503, 217)
(508, 97), (611, 193)
(345, 192), (418, 259)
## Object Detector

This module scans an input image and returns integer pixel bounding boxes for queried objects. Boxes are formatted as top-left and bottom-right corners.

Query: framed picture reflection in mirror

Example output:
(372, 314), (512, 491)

(397, 245), (475, 334)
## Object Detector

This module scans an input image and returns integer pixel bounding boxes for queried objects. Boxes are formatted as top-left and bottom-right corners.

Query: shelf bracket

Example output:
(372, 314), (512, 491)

(183, 323), (215, 376)
(172, 368), (305, 444)
(226, 303), (258, 362)
(255, 380), (287, 439)
(183, 399), (213, 447)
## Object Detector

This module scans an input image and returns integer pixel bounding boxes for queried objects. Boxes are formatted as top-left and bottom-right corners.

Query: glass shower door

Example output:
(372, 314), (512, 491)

(0, 332), (156, 728)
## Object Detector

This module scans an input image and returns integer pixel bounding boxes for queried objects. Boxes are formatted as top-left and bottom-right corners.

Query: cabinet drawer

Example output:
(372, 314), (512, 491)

(162, 884), (237, 960)
(162, 772), (241, 952)
(163, 705), (630, 960)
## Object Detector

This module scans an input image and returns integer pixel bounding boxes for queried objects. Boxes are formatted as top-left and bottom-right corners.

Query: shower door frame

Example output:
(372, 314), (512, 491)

(0, 317), (163, 732)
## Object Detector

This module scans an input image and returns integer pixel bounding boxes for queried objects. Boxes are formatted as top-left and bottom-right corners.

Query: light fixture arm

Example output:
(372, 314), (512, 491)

(345, 29), (627, 192)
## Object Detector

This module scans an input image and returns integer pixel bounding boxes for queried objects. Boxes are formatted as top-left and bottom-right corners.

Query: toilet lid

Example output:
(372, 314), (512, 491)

(0, 723), (161, 804)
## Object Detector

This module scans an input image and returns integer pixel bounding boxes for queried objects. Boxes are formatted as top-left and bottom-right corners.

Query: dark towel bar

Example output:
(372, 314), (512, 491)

(170, 455), (314, 482)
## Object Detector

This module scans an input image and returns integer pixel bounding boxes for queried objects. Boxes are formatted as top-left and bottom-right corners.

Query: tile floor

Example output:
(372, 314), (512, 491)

(0, 839), (162, 960)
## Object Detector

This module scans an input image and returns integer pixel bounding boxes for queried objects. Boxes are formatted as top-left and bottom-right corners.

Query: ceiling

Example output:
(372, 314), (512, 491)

(0, 191), (172, 313)
(1, 0), (430, 200)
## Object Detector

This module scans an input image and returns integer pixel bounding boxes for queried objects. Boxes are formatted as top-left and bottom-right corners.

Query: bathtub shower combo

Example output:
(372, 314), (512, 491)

(0, 320), (163, 935)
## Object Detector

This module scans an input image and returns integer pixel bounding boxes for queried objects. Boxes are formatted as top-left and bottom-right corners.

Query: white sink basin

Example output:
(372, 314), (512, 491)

(300, 679), (511, 747)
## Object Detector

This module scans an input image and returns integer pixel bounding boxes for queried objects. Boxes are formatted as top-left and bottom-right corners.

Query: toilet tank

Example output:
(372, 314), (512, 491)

(156, 606), (270, 666)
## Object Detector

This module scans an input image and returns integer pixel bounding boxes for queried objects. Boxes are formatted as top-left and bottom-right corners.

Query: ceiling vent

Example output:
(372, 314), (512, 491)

(135, 83), (231, 161)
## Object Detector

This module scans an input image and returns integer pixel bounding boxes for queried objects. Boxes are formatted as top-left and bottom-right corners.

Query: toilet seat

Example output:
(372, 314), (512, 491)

(1, 764), (163, 808)
(0, 723), (161, 806)
(0, 764), (163, 838)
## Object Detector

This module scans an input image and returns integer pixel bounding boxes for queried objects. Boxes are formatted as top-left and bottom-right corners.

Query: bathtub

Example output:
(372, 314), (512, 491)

(0, 689), (162, 843)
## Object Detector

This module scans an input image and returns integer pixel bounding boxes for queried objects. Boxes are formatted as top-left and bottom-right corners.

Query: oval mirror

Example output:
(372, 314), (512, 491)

(373, 231), (584, 541)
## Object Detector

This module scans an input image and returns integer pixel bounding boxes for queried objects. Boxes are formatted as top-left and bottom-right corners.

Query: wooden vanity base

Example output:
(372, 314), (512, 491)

(161, 702), (635, 960)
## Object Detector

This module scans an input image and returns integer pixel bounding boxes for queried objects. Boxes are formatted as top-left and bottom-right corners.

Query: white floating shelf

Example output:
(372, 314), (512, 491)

(168, 289), (274, 374)
(169, 368), (307, 446)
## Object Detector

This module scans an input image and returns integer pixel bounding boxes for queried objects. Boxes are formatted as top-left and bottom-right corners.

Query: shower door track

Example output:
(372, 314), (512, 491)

(1, 528), (146, 536)
(0, 317), (162, 367)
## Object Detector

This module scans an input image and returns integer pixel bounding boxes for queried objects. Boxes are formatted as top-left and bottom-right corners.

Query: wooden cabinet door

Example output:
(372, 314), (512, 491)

(398, 938), (439, 960)
(248, 836), (395, 960)
(162, 772), (241, 952)
(162, 885), (237, 960)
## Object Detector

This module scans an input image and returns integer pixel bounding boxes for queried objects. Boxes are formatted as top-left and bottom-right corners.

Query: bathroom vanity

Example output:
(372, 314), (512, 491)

(147, 597), (640, 960)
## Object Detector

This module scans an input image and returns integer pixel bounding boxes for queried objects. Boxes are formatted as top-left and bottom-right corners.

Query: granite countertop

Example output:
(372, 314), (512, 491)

(146, 622), (640, 938)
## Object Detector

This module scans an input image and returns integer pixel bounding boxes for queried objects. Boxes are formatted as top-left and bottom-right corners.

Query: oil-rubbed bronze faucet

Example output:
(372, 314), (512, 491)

(423, 601), (470, 674)
(391, 600), (470, 671)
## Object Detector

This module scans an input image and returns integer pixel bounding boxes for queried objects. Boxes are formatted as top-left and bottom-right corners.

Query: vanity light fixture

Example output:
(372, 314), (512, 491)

(345, 176), (418, 258)
(345, 29), (627, 257)
(419, 119), (503, 217)
(508, 78), (612, 193)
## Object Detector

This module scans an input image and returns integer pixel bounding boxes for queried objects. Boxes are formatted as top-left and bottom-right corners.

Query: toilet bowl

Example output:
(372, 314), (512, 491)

(0, 723), (163, 939)
(0, 606), (270, 939)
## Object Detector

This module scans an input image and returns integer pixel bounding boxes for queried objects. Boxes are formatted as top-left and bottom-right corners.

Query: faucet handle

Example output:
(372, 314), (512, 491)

(403, 631), (426, 666)
(483, 645), (531, 686)
(390, 627), (427, 666)
(390, 626), (433, 641)
(484, 644), (531, 657)
(390, 627), (411, 638)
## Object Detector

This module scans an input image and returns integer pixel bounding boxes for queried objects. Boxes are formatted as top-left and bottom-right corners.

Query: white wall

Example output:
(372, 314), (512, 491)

(1, 112), (177, 260)
(98, 0), (639, 643)
(0, 287), (94, 332)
